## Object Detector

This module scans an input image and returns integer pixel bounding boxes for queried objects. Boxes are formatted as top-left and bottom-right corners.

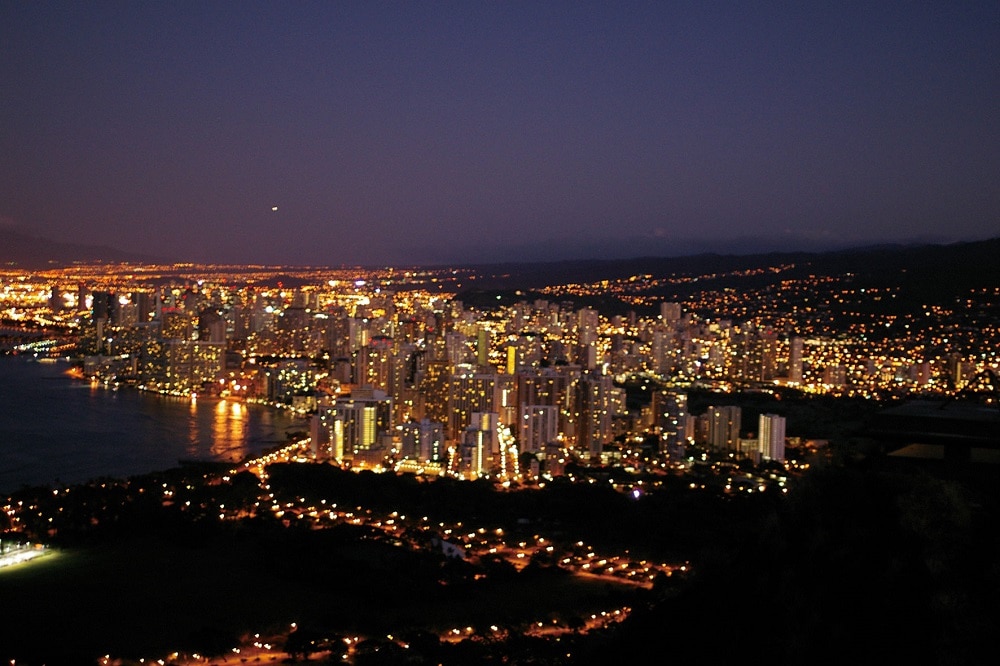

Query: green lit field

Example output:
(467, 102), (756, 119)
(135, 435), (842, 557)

(0, 531), (634, 665)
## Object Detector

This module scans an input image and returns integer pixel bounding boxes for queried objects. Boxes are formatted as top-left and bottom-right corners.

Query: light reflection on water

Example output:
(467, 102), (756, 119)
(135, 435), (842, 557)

(188, 397), (201, 457)
(0, 356), (305, 493)
(212, 399), (251, 459)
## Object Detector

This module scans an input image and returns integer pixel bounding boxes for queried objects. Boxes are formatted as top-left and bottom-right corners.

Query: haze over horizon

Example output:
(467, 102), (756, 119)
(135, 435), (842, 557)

(2, 2), (998, 266)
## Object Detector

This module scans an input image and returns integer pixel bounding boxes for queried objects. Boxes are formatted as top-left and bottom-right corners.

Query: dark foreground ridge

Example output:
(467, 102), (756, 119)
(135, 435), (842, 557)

(2, 432), (999, 665)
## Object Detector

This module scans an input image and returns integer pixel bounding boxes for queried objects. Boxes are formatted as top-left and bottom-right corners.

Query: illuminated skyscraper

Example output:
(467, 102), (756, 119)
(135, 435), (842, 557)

(316, 387), (393, 462)
(459, 411), (501, 478)
(705, 405), (741, 452)
(652, 390), (688, 453)
(476, 326), (490, 368)
(573, 372), (614, 460)
(417, 359), (451, 425)
(356, 335), (393, 391)
(162, 340), (225, 392)
(516, 368), (568, 408)
(789, 336), (804, 383)
(758, 413), (786, 461)
(400, 418), (446, 463)
(519, 404), (558, 454)
(448, 366), (501, 440)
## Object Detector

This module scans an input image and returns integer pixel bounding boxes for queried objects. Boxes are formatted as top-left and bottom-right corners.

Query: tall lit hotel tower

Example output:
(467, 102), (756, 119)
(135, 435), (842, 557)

(399, 418), (446, 464)
(460, 411), (501, 478)
(506, 345), (517, 375)
(162, 340), (225, 392)
(418, 359), (451, 425)
(388, 342), (420, 424)
(577, 307), (600, 370)
(574, 372), (614, 461)
(652, 390), (688, 454)
(476, 326), (491, 369)
(312, 387), (393, 464)
(516, 368), (569, 409)
(706, 405), (742, 452)
(444, 331), (472, 366)
(650, 329), (668, 375)
(788, 336), (804, 384)
(448, 366), (501, 440)
(356, 334), (393, 392)
(519, 404), (559, 454)
(495, 373), (518, 425)
(757, 413), (786, 461)
(731, 326), (777, 383)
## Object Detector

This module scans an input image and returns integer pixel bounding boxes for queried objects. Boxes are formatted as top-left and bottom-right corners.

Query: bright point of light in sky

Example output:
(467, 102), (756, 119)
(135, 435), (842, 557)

(0, 2), (996, 266)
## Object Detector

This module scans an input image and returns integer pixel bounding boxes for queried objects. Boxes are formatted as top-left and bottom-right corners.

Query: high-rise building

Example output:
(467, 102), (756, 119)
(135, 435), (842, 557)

(161, 310), (194, 341)
(573, 372), (614, 460)
(577, 307), (599, 343)
(519, 404), (558, 454)
(652, 390), (688, 453)
(705, 405), (742, 452)
(448, 366), (501, 440)
(399, 418), (446, 463)
(314, 387), (392, 462)
(788, 336), (803, 383)
(758, 413), (786, 461)
(730, 325), (777, 383)
(162, 340), (225, 392)
(476, 326), (490, 368)
(356, 335), (393, 392)
(444, 332), (472, 366)
(516, 368), (568, 408)
(660, 302), (682, 323)
(459, 411), (501, 478)
(91, 290), (117, 324)
(198, 309), (227, 343)
(417, 359), (451, 425)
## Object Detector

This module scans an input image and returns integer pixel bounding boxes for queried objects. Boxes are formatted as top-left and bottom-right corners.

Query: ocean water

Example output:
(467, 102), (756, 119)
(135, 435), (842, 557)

(0, 355), (305, 494)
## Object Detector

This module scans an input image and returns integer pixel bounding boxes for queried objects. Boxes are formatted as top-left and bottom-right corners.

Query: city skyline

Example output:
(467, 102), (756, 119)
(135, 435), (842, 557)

(3, 1), (998, 266)
(2, 228), (999, 663)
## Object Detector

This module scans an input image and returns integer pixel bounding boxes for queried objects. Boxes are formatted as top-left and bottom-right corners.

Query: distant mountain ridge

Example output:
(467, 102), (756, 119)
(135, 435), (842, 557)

(0, 228), (165, 268)
(458, 237), (1000, 288)
(451, 236), (1000, 316)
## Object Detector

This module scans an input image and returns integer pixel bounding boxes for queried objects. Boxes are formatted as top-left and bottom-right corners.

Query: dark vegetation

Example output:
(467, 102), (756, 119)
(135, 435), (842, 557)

(3, 430), (999, 665)
(578, 454), (1000, 666)
(0, 477), (634, 665)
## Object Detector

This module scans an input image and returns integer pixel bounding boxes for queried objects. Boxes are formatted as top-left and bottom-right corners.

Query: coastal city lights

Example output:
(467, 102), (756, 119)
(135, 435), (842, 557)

(3, 0), (997, 662)
(2, 255), (998, 485)
(1, 249), (998, 664)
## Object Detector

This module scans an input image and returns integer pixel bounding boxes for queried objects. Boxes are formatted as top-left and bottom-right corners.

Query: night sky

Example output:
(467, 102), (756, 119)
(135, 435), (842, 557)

(2, 1), (997, 267)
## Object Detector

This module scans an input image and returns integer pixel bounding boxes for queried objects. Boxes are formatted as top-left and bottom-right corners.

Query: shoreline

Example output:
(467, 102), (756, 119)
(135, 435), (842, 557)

(0, 355), (305, 496)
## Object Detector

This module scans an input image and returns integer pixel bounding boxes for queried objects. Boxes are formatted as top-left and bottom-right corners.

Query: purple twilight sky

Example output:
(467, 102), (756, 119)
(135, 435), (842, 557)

(2, 1), (998, 266)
